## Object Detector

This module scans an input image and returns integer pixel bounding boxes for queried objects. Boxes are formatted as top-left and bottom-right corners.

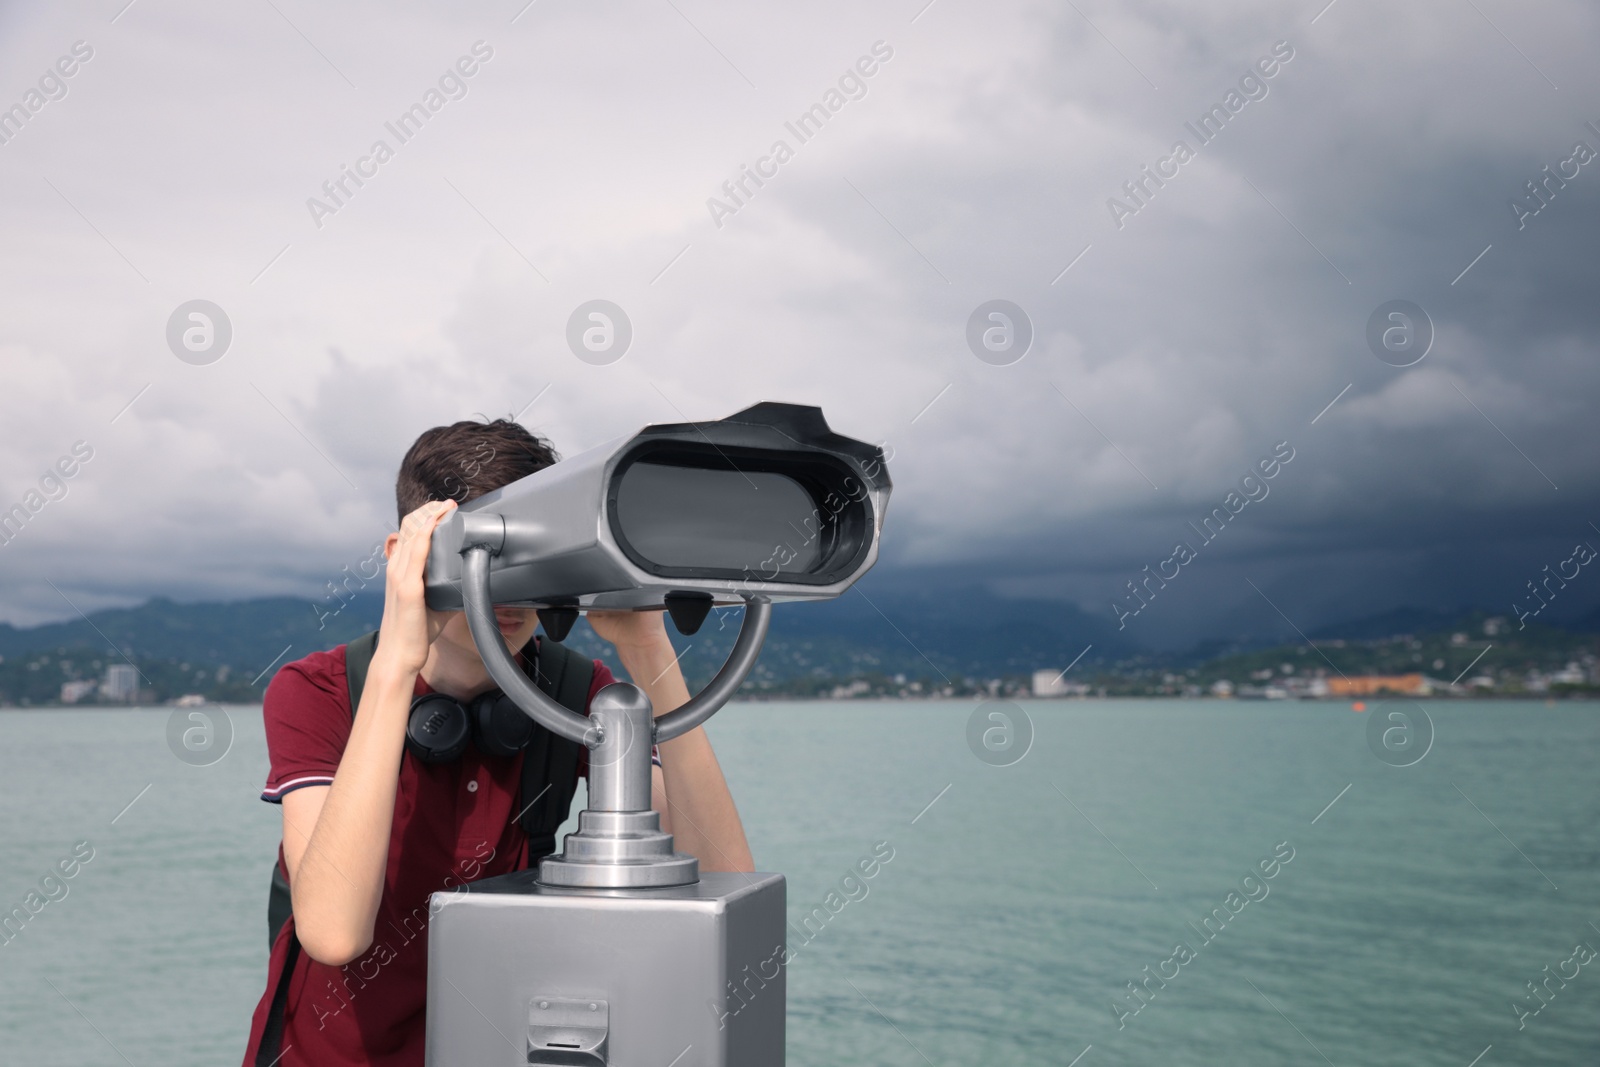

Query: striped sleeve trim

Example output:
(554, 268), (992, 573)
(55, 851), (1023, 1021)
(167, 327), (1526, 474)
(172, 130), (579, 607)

(260, 774), (336, 802)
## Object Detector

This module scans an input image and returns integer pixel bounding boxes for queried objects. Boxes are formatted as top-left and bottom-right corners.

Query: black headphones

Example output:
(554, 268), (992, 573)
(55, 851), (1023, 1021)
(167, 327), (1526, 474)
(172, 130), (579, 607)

(405, 649), (539, 763)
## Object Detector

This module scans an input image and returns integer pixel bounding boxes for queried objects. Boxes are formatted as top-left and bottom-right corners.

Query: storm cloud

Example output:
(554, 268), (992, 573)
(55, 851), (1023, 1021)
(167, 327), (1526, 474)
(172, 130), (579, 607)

(1, 0), (1597, 649)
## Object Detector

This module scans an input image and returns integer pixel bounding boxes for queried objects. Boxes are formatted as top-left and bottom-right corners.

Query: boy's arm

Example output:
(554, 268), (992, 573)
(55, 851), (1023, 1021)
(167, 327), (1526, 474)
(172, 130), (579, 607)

(282, 500), (457, 966)
(588, 612), (755, 873)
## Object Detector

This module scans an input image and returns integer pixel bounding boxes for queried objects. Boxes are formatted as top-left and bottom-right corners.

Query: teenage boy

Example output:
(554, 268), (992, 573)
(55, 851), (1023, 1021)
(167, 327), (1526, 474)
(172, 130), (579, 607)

(242, 419), (753, 1066)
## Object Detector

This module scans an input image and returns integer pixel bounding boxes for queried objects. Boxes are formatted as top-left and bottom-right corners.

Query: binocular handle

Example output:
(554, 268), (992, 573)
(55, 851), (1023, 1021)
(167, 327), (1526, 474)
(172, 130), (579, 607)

(652, 595), (770, 743)
(460, 545), (771, 748)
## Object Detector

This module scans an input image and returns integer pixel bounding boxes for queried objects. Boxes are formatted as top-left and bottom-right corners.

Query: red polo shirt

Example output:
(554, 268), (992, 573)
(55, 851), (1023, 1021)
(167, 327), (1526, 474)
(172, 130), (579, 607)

(241, 640), (614, 1067)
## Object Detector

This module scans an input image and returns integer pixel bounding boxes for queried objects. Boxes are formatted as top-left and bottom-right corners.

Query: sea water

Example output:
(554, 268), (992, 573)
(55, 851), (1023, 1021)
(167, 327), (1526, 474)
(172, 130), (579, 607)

(0, 699), (1595, 1065)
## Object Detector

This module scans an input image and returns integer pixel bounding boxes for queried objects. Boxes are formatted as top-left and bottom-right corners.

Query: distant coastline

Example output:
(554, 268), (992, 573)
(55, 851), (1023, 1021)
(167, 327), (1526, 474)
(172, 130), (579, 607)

(1, 598), (1594, 708)
(7, 690), (1595, 712)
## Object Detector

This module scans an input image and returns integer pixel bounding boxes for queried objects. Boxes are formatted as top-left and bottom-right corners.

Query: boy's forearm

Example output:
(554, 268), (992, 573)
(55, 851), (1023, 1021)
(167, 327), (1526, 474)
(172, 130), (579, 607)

(656, 728), (755, 871)
(292, 657), (416, 963)
(613, 640), (755, 873)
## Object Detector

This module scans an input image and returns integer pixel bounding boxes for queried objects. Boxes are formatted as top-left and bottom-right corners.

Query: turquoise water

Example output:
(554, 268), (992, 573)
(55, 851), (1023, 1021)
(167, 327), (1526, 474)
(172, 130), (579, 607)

(0, 699), (1596, 1065)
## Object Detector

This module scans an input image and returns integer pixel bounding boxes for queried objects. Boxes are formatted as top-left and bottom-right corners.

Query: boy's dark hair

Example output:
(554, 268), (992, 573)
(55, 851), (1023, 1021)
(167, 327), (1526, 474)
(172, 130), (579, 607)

(395, 419), (559, 524)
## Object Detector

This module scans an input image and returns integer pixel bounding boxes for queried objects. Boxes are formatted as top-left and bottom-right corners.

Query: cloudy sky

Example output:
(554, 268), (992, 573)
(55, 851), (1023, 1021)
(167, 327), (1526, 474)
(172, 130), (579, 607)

(1, 0), (1597, 648)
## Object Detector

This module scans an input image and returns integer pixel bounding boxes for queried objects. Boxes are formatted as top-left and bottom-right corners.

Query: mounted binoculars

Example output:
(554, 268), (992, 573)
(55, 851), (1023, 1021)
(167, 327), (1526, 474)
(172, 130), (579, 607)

(421, 402), (891, 1066)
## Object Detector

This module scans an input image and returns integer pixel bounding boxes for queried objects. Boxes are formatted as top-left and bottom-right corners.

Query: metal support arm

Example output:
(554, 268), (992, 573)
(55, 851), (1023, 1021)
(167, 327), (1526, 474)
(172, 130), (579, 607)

(460, 545), (772, 748)
(652, 599), (769, 743)
(462, 545), (602, 747)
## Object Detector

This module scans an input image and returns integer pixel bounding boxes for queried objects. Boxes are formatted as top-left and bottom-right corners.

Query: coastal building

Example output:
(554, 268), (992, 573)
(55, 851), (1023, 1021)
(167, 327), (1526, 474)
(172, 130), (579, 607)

(103, 663), (138, 703)
(1033, 669), (1090, 697)
(1549, 663), (1587, 686)
(1033, 669), (1067, 696)
(1326, 674), (1429, 696)
(60, 680), (97, 704)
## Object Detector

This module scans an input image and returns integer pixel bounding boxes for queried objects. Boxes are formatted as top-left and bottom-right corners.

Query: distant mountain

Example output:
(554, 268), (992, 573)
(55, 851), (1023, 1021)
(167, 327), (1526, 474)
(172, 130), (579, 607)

(6, 591), (1586, 702)
(0, 583), (1135, 690)
(1307, 606), (1480, 642)
(0, 595), (383, 677)
(4, 591), (1594, 706)
(759, 582), (1137, 674)
(543, 580), (1141, 689)
(1170, 603), (1600, 666)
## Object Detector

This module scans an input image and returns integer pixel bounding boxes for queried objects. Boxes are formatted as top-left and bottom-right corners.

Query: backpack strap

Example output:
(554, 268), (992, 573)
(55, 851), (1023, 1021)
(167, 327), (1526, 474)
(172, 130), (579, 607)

(253, 925), (301, 1067)
(266, 863), (293, 949)
(519, 637), (592, 849)
(345, 630), (379, 714)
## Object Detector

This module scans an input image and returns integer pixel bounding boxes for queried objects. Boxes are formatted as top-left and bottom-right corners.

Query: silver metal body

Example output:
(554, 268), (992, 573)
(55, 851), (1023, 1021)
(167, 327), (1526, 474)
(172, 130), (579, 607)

(424, 404), (893, 616)
(534, 681), (698, 889)
(423, 405), (891, 1066)
(426, 871), (786, 1066)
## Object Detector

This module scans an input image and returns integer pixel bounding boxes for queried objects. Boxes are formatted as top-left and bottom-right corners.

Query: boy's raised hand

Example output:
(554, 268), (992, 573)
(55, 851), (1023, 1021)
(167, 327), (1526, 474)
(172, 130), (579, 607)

(376, 499), (457, 675)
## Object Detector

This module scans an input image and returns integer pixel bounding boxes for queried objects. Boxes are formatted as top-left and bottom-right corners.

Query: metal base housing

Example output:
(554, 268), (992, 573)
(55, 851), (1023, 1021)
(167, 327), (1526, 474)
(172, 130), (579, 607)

(538, 809), (700, 888)
(425, 870), (786, 1066)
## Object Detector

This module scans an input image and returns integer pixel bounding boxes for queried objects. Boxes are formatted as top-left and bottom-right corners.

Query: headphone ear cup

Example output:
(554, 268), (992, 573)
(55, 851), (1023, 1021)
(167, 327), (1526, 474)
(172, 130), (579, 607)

(406, 693), (471, 763)
(472, 691), (535, 758)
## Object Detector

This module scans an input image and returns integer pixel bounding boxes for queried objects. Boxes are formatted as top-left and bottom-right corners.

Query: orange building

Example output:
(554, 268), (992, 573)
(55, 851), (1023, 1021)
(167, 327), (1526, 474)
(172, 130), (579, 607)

(1327, 674), (1429, 696)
